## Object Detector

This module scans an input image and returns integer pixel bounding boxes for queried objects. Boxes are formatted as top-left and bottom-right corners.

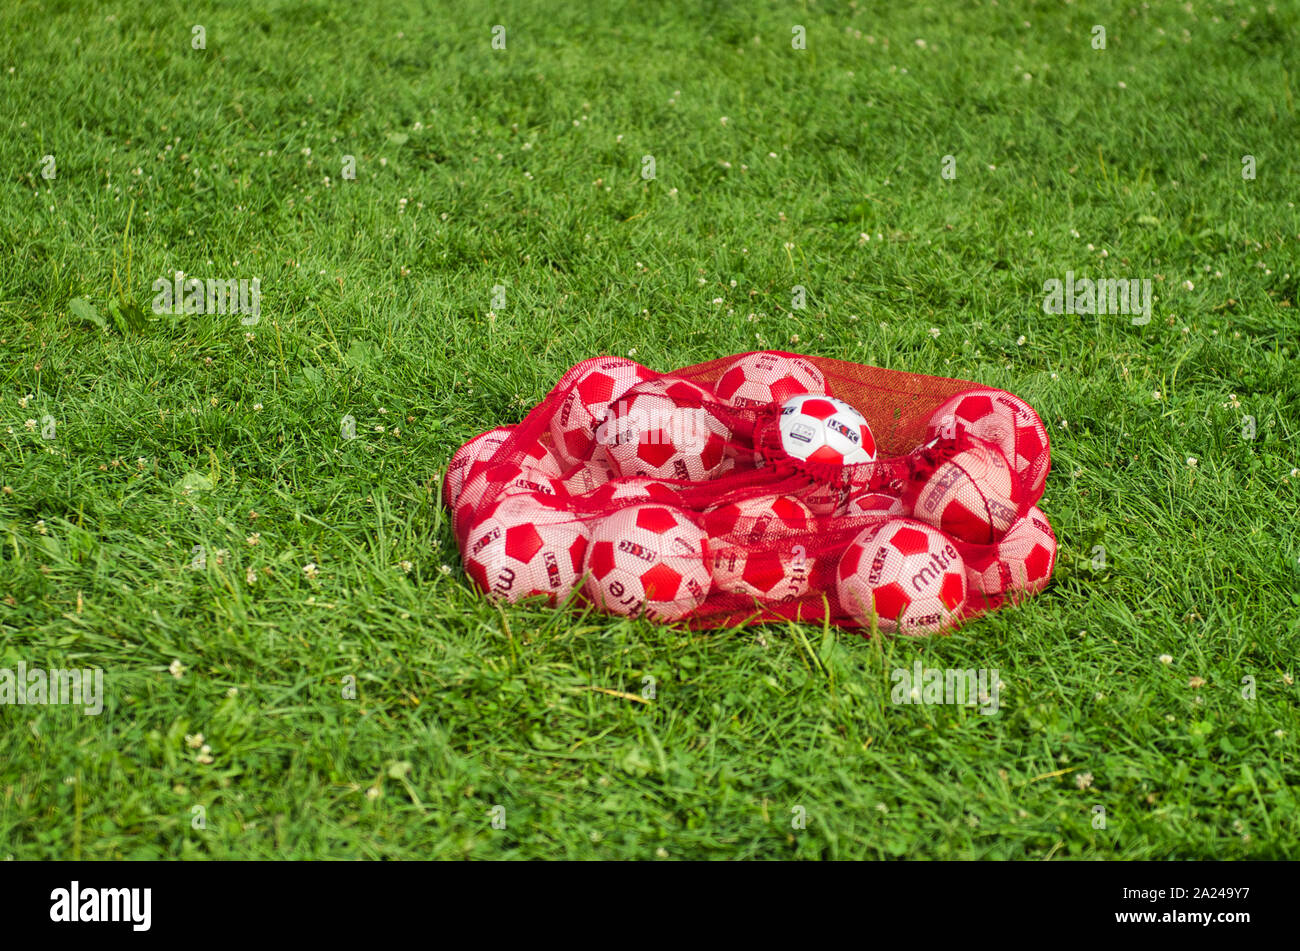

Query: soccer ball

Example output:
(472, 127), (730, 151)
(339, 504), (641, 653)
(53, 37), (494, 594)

(926, 389), (1050, 501)
(462, 493), (590, 605)
(843, 490), (907, 519)
(560, 447), (617, 496)
(777, 395), (877, 466)
(444, 426), (514, 506)
(966, 505), (1056, 609)
(549, 357), (657, 467)
(704, 495), (815, 602)
(713, 351), (829, 408)
(517, 438), (565, 478)
(912, 439), (1019, 544)
(583, 504), (712, 622)
(836, 519), (967, 635)
(453, 461), (567, 544)
(601, 377), (732, 481)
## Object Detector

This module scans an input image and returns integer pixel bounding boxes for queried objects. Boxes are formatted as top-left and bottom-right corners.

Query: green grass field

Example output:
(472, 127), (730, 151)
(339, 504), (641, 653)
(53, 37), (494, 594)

(1, 0), (1298, 859)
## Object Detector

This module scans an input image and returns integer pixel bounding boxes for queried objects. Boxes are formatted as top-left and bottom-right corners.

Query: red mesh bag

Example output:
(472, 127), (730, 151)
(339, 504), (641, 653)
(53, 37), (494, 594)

(444, 352), (1055, 636)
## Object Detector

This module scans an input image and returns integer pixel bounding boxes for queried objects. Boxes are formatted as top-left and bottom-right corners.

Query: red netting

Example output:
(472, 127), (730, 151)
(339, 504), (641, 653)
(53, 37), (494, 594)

(444, 352), (1055, 636)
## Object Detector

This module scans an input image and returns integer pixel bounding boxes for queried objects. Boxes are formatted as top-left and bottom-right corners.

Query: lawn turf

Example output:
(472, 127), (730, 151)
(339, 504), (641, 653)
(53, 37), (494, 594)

(1, 0), (1298, 858)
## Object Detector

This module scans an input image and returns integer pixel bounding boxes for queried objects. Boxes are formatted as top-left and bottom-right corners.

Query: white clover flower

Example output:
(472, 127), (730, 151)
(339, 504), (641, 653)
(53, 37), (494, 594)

(1159, 654), (1173, 665)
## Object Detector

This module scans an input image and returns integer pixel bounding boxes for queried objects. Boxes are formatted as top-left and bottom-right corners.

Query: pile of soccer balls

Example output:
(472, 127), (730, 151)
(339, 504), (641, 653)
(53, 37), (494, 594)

(444, 352), (1055, 636)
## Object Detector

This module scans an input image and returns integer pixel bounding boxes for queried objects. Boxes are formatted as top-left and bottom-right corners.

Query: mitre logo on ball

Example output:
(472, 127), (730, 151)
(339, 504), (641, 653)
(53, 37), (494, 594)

(583, 503), (712, 621)
(836, 519), (967, 635)
(703, 494), (815, 603)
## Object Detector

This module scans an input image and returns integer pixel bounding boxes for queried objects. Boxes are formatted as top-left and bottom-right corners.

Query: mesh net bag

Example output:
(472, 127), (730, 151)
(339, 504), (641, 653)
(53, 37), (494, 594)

(444, 352), (1055, 636)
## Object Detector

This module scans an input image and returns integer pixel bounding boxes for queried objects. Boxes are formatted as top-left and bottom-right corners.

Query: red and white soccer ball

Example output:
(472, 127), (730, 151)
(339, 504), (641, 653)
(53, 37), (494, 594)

(843, 490), (907, 520)
(777, 395), (877, 466)
(549, 357), (657, 467)
(836, 519), (967, 635)
(713, 351), (829, 408)
(912, 438), (1019, 545)
(583, 504), (712, 622)
(926, 389), (1050, 501)
(462, 493), (590, 605)
(600, 377), (732, 481)
(560, 446), (616, 496)
(444, 426), (514, 506)
(452, 461), (568, 544)
(518, 438), (565, 478)
(965, 505), (1057, 609)
(704, 494), (815, 602)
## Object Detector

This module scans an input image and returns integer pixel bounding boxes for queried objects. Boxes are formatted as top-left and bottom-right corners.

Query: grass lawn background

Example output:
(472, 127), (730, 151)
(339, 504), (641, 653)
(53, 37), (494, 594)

(1, 0), (1298, 858)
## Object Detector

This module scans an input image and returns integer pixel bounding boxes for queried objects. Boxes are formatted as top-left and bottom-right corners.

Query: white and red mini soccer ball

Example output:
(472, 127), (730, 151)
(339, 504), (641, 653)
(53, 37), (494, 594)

(452, 461), (568, 544)
(549, 357), (657, 467)
(836, 519), (967, 635)
(912, 438), (1019, 545)
(600, 377), (732, 481)
(463, 493), (590, 605)
(583, 504), (712, 622)
(777, 395), (877, 466)
(517, 438), (565, 478)
(926, 388), (1050, 501)
(704, 495), (815, 602)
(843, 490), (907, 519)
(713, 351), (829, 408)
(965, 505), (1057, 609)
(444, 426), (514, 506)
(558, 446), (616, 496)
